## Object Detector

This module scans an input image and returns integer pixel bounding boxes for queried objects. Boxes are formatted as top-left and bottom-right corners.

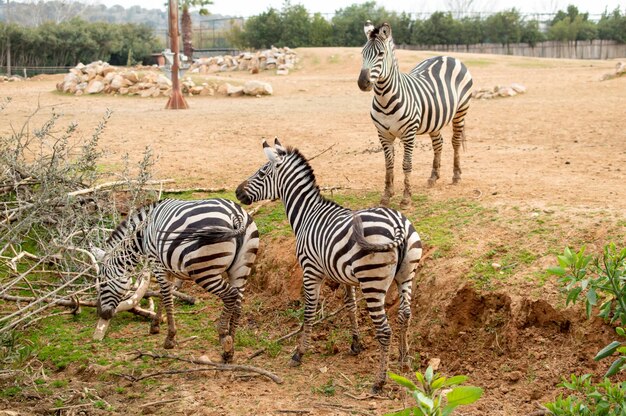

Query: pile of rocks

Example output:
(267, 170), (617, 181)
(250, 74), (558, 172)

(188, 47), (297, 75)
(1, 75), (23, 82)
(472, 83), (527, 99)
(55, 61), (273, 98)
(601, 61), (625, 81)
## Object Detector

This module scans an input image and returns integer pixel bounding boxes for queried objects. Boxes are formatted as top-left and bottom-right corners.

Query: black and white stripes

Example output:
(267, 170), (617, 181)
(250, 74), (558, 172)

(236, 139), (422, 392)
(95, 198), (259, 362)
(359, 22), (473, 206)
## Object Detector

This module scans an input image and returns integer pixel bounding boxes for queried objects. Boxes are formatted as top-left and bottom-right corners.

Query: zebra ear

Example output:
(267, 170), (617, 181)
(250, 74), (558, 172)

(90, 244), (106, 262)
(364, 20), (374, 38)
(379, 23), (392, 40)
(263, 140), (280, 163)
(274, 137), (286, 155)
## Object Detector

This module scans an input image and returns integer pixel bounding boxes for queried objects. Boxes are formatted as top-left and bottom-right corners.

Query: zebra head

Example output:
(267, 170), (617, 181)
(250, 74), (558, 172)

(358, 22), (394, 91)
(92, 243), (135, 320)
(236, 138), (285, 205)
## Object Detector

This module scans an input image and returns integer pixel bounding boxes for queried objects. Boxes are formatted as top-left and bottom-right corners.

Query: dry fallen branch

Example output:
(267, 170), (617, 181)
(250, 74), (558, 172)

(67, 179), (175, 197)
(121, 351), (283, 384)
(306, 143), (336, 162)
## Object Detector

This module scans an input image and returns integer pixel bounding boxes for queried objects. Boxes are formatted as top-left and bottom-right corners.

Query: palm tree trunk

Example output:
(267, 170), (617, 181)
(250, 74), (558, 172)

(181, 5), (193, 61)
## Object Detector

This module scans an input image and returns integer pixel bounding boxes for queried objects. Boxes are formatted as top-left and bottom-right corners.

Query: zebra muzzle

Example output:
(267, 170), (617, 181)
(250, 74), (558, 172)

(358, 68), (373, 91)
(235, 182), (252, 205)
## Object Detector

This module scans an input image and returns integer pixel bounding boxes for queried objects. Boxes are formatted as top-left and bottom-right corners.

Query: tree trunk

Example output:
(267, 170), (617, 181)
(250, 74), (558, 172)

(181, 5), (193, 61)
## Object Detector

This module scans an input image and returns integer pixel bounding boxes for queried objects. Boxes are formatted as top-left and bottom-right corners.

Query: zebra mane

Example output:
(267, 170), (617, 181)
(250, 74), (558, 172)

(106, 200), (160, 249)
(283, 146), (342, 208)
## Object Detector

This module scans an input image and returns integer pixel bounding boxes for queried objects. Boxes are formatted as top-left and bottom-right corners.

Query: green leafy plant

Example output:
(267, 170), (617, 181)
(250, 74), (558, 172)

(545, 374), (626, 415)
(549, 244), (626, 376)
(385, 366), (483, 416)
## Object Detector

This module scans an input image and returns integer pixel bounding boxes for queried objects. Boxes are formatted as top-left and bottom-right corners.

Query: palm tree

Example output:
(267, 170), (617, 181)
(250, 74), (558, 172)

(180, 0), (212, 61)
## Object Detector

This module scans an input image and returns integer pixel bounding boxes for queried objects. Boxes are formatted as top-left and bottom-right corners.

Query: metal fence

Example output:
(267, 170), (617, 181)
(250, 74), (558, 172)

(1, 66), (72, 77)
(402, 40), (626, 60)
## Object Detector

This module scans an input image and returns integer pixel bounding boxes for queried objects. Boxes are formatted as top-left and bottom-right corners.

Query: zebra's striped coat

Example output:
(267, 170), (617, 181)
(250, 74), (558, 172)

(358, 22), (473, 206)
(95, 198), (259, 362)
(236, 139), (422, 392)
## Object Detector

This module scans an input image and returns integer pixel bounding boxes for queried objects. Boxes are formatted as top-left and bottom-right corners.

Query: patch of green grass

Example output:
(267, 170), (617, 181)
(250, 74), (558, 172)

(0, 386), (22, 398)
(251, 201), (291, 237)
(51, 379), (68, 388)
(468, 246), (539, 290)
(463, 58), (495, 67)
(313, 379), (336, 396)
(508, 60), (555, 69)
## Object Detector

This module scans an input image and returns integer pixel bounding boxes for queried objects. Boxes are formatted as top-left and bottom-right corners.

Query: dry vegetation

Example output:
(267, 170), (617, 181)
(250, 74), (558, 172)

(0, 47), (625, 415)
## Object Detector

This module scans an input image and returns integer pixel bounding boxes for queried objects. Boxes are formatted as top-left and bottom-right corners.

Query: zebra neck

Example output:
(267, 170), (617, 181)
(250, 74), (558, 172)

(281, 181), (325, 234)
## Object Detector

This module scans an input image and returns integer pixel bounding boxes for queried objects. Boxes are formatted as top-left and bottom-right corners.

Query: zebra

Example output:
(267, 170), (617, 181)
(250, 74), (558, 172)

(94, 198), (259, 362)
(358, 21), (473, 206)
(236, 139), (423, 392)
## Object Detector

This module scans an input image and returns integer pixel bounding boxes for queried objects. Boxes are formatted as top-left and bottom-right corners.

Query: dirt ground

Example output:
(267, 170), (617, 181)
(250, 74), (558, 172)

(1, 48), (625, 415)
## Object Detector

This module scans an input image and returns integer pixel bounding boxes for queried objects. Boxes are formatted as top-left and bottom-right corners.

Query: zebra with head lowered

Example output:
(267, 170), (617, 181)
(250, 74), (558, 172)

(358, 21), (473, 206)
(236, 139), (423, 392)
(94, 198), (259, 362)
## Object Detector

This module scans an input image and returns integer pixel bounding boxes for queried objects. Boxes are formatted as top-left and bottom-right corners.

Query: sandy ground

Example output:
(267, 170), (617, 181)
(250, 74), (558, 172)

(1, 48), (625, 415)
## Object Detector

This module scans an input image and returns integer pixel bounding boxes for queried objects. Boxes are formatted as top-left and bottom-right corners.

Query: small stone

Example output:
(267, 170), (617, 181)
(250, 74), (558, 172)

(428, 357), (441, 370)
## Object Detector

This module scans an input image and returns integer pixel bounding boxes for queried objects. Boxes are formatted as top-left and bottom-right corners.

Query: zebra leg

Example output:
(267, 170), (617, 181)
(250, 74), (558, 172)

(365, 294), (392, 393)
(344, 285), (362, 355)
(196, 273), (240, 363)
(428, 132), (444, 187)
(395, 269), (414, 369)
(149, 298), (162, 334)
(290, 272), (323, 366)
(452, 109), (468, 184)
(154, 269), (177, 349)
(379, 136), (395, 206)
(401, 132), (416, 206)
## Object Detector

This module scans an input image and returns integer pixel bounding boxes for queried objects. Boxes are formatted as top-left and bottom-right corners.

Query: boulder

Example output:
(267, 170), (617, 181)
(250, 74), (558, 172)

(243, 80), (273, 96)
(86, 80), (105, 94)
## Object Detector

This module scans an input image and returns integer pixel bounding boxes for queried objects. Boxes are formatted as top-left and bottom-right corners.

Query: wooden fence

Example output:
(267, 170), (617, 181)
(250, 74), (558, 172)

(401, 40), (626, 60)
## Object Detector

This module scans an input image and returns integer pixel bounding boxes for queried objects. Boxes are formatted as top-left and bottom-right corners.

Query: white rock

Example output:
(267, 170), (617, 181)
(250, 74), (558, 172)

(243, 80), (273, 96)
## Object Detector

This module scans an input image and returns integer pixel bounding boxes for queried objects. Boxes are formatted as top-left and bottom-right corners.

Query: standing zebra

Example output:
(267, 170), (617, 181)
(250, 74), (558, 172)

(94, 198), (259, 362)
(358, 21), (473, 206)
(236, 139), (423, 392)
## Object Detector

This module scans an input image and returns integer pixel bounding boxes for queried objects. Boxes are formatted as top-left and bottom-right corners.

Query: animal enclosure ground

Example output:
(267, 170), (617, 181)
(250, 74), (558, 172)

(1, 48), (625, 415)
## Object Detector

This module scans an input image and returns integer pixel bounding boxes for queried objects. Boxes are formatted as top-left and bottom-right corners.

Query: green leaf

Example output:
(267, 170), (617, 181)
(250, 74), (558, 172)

(424, 366), (434, 384)
(616, 327), (626, 337)
(558, 254), (572, 268)
(414, 371), (425, 385)
(389, 372), (418, 391)
(566, 287), (582, 306)
(415, 391), (434, 410)
(444, 375), (468, 387)
(445, 386), (483, 406)
(383, 409), (413, 416)
(431, 376), (446, 390)
(585, 301), (593, 319)
(594, 341), (622, 361)
(548, 266), (566, 276)
(605, 357), (625, 377)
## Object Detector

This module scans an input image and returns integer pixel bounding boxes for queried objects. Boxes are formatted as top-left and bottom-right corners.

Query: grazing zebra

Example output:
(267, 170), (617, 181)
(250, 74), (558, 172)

(236, 139), (422, 392)
(94, 198), (259, 362)
(358, 21), (473, 206)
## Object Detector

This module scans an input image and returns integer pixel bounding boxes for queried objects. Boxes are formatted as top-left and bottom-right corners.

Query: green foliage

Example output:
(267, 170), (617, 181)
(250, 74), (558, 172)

(550, 244), (626, 377)
(597, 8), (626, 42)
(0, 19), (161, 68)
(545, 374), (626, 415)
(313, 379), (336, 396)
(386, 366), (483, 415)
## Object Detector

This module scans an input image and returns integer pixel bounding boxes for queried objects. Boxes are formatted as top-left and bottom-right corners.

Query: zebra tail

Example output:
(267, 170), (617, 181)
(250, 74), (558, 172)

(351, 213), (403, 253)
(165, 215), (247, 245)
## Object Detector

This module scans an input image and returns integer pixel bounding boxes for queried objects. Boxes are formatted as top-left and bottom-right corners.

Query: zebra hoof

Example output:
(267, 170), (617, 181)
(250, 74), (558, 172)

(221, 350), (234, 363)
(380, 197), (391, 207)
(371, 381), (385, 394)
(220, 335), (234, 352)
(350, 336), (363, 355)
(452, 177), (461, 185)
(400, 198), (411, 207)
(427, 178), (438, 187)
(289, 352), (302, 367)
(149, 325), (160, 335)
(163, 338), (176, 349)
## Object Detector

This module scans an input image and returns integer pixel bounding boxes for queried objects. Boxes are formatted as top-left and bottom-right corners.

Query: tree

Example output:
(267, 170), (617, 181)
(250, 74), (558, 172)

(179, 0), (212, 60)
(597, 8), (626, 42)
(331, 1), (391, 46)
(309, 13), (333, 46)
(414, 11), (460, 45)
(484, 9), (523, 47)
(280, 2), (311, 48)
(520, 19), (544, 47)
(242, 8), (282, 49)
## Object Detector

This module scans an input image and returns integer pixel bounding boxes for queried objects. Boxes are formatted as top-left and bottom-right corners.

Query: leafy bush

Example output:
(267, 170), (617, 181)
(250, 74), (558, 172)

(545, 374), (626, 415)
(549, 244), (626, 376)
(385, 366), (483, 416)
